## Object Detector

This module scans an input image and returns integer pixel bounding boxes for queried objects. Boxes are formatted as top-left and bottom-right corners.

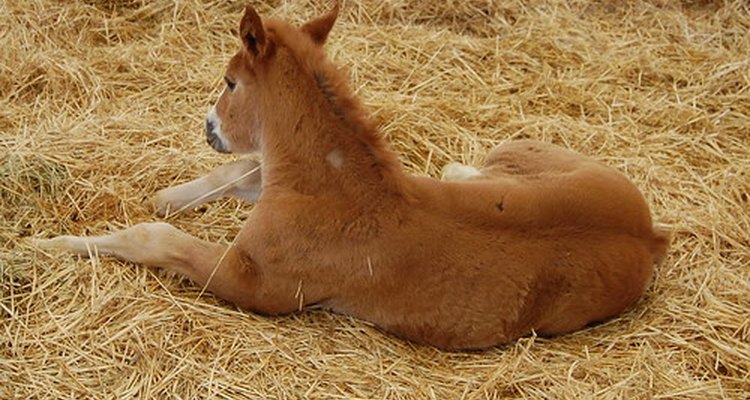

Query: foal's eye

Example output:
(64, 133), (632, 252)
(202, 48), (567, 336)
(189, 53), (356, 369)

(224, 76), (237, 91)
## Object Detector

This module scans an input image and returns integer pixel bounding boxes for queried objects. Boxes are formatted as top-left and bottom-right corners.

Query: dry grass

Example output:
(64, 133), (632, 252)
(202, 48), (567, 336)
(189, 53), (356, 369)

(2, 0), (749, 398)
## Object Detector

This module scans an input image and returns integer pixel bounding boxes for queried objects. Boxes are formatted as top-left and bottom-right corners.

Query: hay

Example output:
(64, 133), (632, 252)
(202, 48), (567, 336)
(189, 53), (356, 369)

(2, 0), (748, 397)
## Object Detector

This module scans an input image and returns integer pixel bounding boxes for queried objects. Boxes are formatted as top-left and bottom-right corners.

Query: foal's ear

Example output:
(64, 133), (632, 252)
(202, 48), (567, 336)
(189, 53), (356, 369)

(301, 3), (339, 45)
(240, 5), (266, 56)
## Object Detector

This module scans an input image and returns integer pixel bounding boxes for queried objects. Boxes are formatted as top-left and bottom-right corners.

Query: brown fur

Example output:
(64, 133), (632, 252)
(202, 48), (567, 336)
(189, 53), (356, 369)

(38, 5), (669, 350)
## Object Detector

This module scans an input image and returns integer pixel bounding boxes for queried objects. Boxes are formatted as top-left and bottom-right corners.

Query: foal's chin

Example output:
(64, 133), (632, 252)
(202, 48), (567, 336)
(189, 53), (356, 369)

(209, 141), (232, 154)
(208, 142), (262, 157)
(206, 130), (231, 153)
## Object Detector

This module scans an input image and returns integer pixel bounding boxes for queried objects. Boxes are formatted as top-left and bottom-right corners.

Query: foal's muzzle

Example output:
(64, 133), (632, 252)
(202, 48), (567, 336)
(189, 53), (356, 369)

(205, 119), (230, 153)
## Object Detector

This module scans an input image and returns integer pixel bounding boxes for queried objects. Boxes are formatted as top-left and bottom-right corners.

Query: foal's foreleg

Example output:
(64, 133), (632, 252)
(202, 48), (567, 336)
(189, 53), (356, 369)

(152, 158), (261, 217)
(36, 223), (258, 308)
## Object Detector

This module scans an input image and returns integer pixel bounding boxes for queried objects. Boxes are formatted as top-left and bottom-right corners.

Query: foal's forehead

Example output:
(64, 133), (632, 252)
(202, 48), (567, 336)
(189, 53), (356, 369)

(227, 53), (247, 73)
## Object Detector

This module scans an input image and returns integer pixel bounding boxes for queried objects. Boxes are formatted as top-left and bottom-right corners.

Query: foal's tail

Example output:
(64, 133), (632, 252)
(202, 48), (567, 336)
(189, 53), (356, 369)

(649, 224), (672, 266)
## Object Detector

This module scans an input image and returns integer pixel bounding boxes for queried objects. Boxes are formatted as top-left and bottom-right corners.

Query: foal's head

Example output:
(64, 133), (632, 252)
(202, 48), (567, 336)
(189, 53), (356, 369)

(205, 5), (339, 154)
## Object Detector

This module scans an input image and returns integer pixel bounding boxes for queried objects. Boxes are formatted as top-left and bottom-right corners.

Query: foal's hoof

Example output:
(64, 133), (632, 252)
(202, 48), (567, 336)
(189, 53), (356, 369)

(34, 236), (90, 256)
(150, 190), (174, 218)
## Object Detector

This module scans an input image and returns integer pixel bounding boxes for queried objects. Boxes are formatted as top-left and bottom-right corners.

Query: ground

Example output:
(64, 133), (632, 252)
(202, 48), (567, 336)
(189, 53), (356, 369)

(1, 0), (748, 398)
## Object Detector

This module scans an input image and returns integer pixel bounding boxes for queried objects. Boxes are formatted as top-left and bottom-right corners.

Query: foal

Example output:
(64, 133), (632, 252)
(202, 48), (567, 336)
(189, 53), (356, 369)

(39, 5), (669, 350)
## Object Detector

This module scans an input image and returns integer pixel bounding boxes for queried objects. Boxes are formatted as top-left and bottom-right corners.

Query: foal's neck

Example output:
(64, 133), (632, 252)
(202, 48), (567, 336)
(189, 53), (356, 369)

(259, 61), (404, 199)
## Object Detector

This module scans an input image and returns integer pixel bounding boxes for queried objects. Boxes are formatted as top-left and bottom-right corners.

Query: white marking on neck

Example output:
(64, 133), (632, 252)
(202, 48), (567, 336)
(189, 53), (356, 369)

(326, 149), (344, 169)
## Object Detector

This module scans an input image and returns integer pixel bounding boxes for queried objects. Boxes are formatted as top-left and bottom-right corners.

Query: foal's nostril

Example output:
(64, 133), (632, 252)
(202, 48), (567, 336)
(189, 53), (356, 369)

(205, 119), (215, 135)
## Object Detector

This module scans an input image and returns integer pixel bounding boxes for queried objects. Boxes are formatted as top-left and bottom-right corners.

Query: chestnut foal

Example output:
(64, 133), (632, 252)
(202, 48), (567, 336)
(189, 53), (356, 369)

(38, 5), (669, 350)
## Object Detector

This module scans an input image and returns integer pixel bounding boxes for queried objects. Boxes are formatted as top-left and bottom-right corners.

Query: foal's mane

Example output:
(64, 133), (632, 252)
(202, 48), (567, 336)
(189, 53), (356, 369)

(265, 20), (403, 180)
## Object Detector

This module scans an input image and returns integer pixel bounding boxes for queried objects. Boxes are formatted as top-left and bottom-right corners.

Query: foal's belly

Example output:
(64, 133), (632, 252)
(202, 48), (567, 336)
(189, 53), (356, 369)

(338, 227), (654, 350)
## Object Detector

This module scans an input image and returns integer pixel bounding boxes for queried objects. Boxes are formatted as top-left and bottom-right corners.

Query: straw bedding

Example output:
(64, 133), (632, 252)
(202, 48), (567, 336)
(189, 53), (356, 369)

(2, 0), (748, 398)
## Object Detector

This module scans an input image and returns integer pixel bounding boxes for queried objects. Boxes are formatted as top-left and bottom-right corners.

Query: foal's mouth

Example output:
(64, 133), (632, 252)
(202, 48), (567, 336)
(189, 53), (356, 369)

(205, 119), (230, 153)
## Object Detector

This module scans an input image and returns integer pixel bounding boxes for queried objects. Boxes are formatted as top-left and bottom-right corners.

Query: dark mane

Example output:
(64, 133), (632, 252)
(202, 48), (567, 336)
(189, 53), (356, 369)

(313, 71), (344, 119)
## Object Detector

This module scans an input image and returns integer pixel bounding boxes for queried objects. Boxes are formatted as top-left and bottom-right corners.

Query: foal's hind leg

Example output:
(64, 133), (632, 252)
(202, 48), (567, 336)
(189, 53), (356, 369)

(36, 223), (258, 308)
(483, 140), (591, 176)
(152, 158), (261, 217)
(444, 141), (592, 181)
